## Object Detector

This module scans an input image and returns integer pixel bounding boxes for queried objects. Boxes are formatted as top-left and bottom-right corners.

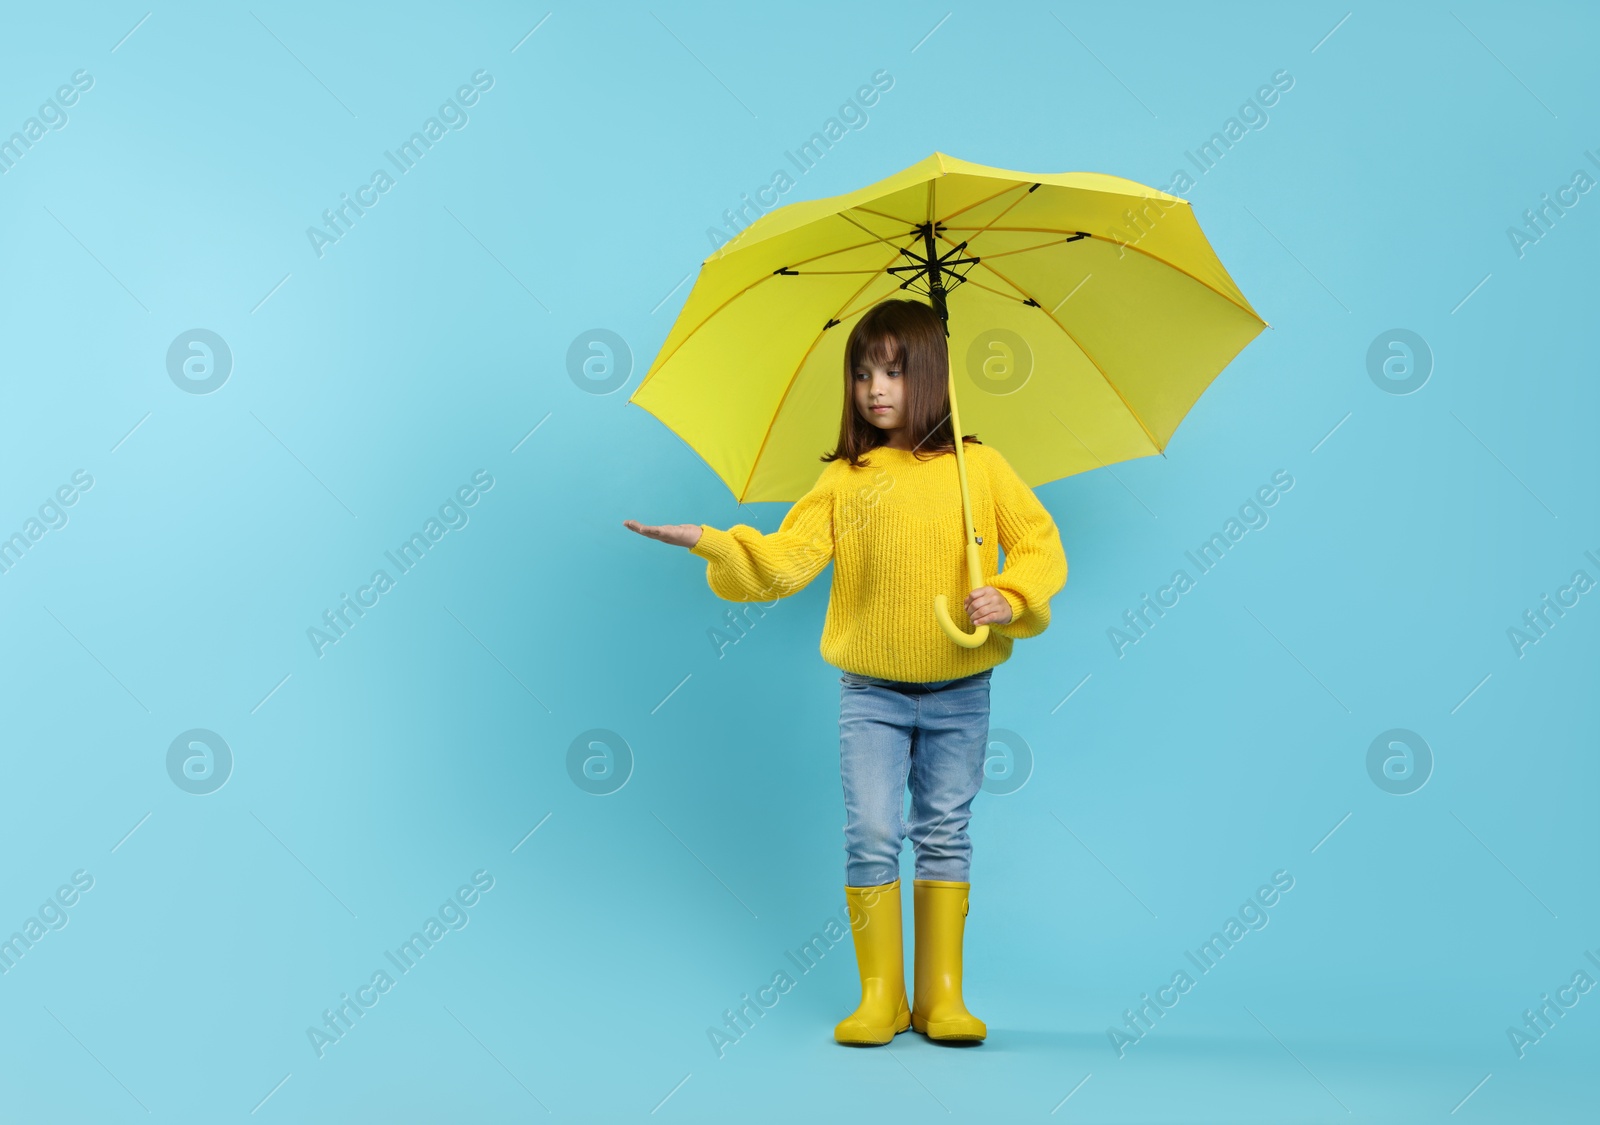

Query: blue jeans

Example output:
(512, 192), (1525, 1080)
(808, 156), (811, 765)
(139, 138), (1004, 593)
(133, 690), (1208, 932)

(837, 668), (993, 887)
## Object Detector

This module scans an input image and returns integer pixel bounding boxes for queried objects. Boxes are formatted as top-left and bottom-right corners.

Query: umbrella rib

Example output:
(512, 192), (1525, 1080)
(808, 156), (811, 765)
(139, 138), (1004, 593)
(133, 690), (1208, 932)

(639, 230), (911, 380)
(945, 225), (1263, 323)
(639, 270), (787, 383)
(784, 233), (902, 268)
(737, 239), (908, 501)
(912, 180), (1037, 302)
(940, 179), (1039, 223)
(944, 181), (1035, 244)
(640, 221), (926, 486)
(643, 230), (916, 381)
(1092, 231), (1265, 325)
(928, 173), (1164, 460)
(848, 203), (923, 230)
(937, 225), (1164, 455)
(947, 272), (1033, 303)
(963, 234), (1085, 259)
(849, 179), (1029, 233)
(835, 208), (919, 254)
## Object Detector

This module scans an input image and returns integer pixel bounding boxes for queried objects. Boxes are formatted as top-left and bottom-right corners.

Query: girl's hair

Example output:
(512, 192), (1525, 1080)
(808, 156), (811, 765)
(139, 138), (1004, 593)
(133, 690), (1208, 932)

(821, 298), (981, 467)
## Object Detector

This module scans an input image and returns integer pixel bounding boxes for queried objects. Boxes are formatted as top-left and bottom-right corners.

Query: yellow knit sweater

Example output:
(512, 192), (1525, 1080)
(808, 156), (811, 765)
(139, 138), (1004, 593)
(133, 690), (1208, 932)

(689, 440), (1067, 682)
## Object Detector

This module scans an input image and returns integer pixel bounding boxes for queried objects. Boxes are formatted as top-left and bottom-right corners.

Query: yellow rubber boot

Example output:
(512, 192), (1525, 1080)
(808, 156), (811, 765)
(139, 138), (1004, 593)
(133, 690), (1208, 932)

(911, 879), (987, 1042)
(834, 880), (911, 1045)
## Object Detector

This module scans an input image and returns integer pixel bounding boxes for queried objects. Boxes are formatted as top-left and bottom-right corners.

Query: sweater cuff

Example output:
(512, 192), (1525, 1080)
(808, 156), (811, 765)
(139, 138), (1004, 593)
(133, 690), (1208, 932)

(689, 524), (729, 560)
(991, 590), (1026, 636)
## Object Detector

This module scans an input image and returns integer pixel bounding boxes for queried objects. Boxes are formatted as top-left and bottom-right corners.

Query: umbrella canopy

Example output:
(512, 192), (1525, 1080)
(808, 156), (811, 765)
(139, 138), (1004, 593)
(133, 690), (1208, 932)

(631, 151), (1267, 504)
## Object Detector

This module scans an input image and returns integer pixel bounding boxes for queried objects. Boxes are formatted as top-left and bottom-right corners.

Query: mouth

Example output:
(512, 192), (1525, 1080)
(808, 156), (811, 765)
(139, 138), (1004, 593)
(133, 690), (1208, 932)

(870, 406), (891, 414)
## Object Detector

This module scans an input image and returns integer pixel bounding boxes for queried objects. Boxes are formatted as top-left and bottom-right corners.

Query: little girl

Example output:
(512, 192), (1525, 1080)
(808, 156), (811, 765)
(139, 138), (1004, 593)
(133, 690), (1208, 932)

(624, 297), (1067, 1046)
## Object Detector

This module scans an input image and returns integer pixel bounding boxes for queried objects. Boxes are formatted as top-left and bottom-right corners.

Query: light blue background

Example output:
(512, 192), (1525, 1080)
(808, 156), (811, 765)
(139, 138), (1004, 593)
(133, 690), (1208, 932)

(1, 3), (1595, 1122)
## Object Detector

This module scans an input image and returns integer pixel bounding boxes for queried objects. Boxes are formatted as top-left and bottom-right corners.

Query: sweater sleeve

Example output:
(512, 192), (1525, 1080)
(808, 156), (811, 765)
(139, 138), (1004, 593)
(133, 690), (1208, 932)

(983, 447), (1067, 640)
(688, 465), (835, 602)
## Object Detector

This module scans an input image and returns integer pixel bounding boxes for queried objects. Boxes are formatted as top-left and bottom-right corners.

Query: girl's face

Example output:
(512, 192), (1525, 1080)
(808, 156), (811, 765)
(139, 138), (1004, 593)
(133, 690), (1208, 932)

(853, 349), (906, 439)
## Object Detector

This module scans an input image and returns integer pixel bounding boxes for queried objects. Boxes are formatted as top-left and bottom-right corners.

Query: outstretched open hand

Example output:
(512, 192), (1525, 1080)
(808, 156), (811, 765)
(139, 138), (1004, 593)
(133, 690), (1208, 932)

(623, 519), (703, 549)
(963, 586), (1014, 628)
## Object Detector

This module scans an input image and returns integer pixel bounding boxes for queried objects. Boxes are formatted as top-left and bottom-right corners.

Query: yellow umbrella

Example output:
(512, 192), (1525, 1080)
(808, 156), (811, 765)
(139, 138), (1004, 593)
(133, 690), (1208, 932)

(631, 151), (1266, 647)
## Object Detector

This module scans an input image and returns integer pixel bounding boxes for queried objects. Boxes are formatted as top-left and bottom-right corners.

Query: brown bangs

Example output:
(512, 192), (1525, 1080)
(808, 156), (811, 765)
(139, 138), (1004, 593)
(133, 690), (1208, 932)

(821, 298), (980, 469)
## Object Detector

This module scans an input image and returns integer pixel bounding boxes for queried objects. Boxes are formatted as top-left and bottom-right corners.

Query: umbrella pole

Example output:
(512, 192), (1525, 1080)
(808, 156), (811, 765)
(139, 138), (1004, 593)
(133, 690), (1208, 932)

(912, 221), (989, 647)
(932, 343), (991, 648)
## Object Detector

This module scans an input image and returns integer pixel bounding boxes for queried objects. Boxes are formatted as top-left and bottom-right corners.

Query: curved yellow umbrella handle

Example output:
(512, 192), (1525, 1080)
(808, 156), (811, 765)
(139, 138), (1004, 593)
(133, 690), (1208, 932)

(933, 538), (991, 647)
(934, 596), (990, 647)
